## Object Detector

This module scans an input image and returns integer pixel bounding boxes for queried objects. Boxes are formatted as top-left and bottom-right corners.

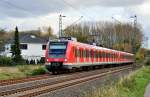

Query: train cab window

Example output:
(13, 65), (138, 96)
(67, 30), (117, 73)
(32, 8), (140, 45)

(48, 41), (68, 58)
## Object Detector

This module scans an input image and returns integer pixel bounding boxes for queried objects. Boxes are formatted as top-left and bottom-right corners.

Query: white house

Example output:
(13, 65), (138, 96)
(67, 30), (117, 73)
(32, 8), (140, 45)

(1, 34), (47, 64)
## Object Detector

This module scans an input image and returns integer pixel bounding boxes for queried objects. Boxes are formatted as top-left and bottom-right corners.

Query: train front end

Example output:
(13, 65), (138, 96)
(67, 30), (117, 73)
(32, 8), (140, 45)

(45, 40), (68, 74)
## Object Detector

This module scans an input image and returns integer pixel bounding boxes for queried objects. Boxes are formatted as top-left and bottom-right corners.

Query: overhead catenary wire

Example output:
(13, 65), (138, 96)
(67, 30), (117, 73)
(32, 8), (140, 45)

(0, 0), (33, 15)
(60, 0), (95, 22)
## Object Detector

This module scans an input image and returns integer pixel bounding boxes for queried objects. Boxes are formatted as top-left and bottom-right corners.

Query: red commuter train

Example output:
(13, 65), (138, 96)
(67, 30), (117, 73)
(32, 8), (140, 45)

(45, 39), (134, 74)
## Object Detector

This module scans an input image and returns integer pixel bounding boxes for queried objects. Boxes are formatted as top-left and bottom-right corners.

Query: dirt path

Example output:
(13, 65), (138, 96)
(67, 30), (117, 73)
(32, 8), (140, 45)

(144, 84), (150, 97)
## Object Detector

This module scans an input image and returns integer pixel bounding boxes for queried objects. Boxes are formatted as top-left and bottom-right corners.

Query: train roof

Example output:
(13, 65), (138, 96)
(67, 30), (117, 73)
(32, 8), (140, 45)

(69, 40), (134, 56)
(48, 40), (134, 56)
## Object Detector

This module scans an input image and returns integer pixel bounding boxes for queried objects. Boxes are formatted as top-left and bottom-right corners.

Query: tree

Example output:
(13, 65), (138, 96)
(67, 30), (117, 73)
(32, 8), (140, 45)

(64, 21), (143, 53)
(11, 26), (22, 63)
(0, 28), (7, 51)
(42, 26), (56, 39)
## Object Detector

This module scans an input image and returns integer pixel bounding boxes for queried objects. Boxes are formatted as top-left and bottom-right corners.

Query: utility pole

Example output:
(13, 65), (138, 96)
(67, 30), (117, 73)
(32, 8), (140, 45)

(59, 14), (66, 38)
(112, 17), (124, 50)
(130, 15), (137, 54)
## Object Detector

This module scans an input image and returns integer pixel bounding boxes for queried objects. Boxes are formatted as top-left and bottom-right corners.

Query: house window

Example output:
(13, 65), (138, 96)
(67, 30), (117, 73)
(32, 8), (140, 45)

(42, 45), (46, 50)
(20, 44), (28, 50)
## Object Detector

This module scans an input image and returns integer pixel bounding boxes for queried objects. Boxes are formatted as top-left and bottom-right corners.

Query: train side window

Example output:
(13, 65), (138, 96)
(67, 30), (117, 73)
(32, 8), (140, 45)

(95, 51), (97, 58)
(81, 49), (84, 58)
(75, 48), (78, 57)
(86, 50), (88, 58)
(106, 52), (108, 58)
(74, 47), (76, 57)
(94, 50), (96, 58)
(100, 51), (102, 58)
(97, 51), (99, 58)
(87, 50), (89, 58)
(80, 49), (82, 58)
(78, 49), (80, 57)
(98, 51), (99, 58)
(83, 49), (85, 58)
(83, 49), (86, 58)
(96, 51), (98, 58)
(101, 51), (104, 58)
(102, 51), (105, 58)
(89, 50), (91, 58)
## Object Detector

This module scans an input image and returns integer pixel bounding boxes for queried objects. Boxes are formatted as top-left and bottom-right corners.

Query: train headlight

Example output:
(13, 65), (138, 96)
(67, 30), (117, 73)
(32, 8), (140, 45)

(64, 58), (67, 62)
(47, 59), (49, 62)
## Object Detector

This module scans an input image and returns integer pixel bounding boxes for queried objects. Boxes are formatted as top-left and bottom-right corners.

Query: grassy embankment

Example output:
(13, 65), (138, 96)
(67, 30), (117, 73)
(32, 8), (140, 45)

(87, 66), (150, 97)
(0, 65), (47, 80)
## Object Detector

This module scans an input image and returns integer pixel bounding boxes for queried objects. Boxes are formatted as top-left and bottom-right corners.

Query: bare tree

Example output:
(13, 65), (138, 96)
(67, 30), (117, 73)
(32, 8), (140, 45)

(64, 21), (143, 53)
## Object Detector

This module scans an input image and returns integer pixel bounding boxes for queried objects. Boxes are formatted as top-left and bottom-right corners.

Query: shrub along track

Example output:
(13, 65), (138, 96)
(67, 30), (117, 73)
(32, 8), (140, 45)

(0, 65), (132, 97)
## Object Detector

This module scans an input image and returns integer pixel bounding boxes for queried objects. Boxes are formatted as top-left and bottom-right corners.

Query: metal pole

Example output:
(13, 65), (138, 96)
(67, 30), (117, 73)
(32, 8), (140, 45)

(131, 15), (137, 54)
(59, 14), (62, 38)
(59, 14), (66, 38)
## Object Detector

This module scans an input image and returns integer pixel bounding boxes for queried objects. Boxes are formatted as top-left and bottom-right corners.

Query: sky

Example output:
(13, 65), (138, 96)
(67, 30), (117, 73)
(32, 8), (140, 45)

(0, 0), (150, 48)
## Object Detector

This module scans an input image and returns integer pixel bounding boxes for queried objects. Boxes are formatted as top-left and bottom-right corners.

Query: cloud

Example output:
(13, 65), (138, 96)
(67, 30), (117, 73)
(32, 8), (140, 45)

(69, 0), (145, 7)
(135, 0), (150, 17)
(0, 0), (147, 19)
(0, 0), (67, 18)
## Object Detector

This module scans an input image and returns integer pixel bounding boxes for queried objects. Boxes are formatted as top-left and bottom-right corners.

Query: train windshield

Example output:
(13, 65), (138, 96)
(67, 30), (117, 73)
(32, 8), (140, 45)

(49, 42), (68, 58)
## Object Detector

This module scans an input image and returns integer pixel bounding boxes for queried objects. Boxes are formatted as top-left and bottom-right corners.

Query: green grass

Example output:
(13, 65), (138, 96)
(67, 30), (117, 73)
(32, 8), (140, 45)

(0, 65), (47, 80)
(87, 66), (150, 97)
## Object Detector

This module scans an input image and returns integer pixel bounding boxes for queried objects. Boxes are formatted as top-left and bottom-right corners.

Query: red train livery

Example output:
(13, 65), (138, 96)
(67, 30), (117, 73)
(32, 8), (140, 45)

(45, 39), (134, 74)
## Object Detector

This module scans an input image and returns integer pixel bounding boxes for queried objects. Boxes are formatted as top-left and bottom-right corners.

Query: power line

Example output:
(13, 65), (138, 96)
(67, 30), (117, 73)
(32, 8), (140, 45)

(60, 0), (94, 21)
(0, 0), (32, 15)
(67, 16), (83, 27)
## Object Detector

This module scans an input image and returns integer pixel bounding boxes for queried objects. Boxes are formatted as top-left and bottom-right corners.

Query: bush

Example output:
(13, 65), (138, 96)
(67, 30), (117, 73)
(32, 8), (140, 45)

(145, 57), (150, 66)
(29, 67), (46, 76)
(0, 56), (14, 66)
(17, 65), (30, 72)
(40, 57), (45, 64)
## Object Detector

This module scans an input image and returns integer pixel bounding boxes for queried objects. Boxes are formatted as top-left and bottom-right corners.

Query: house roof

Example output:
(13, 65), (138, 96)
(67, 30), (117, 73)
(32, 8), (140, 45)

(6, 34), (47, 44)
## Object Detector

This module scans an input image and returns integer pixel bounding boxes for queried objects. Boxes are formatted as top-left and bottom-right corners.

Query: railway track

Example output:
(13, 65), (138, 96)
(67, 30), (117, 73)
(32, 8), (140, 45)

(0, 74), (51, 86)
(0, 65), (132, 97)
